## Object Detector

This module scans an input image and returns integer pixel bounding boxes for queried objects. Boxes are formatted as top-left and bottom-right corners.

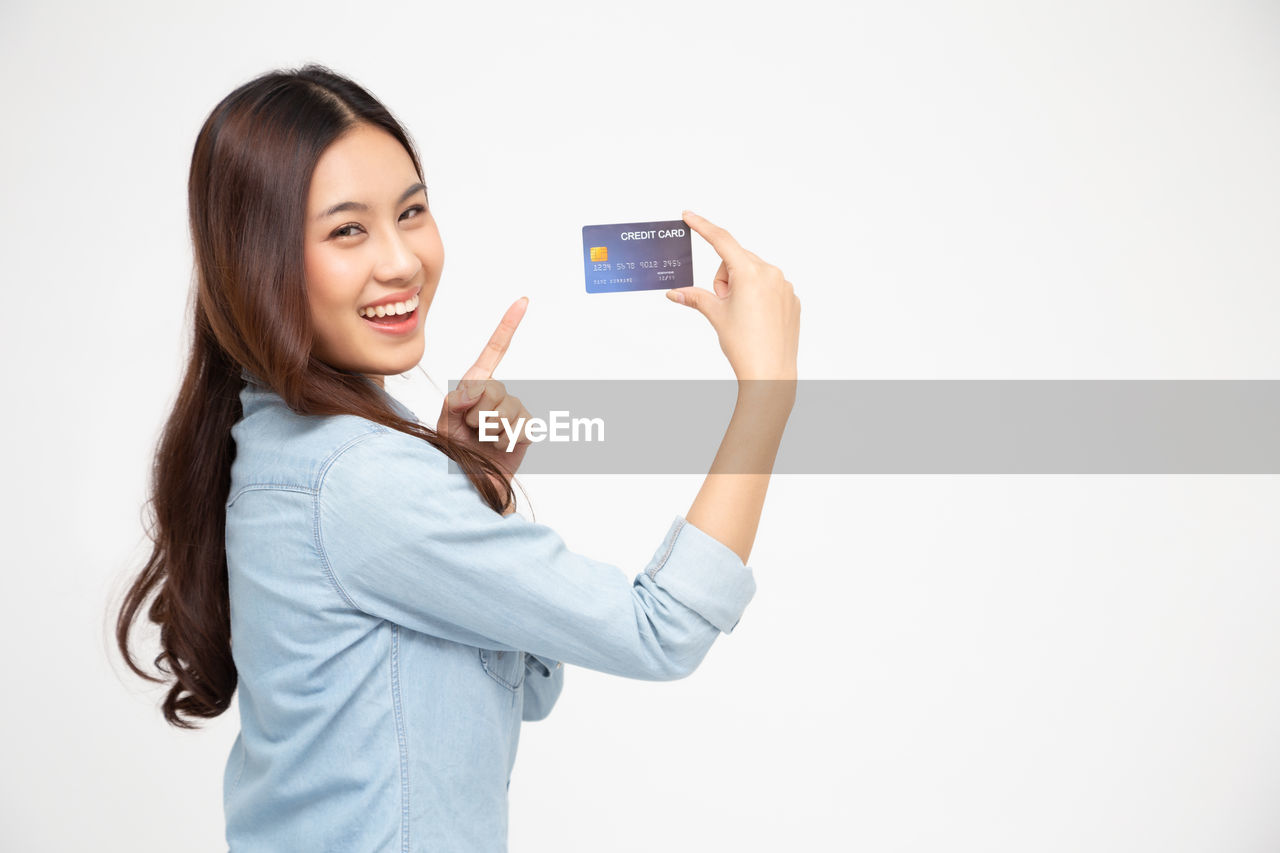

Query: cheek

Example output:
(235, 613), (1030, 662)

(305, 283), (343, 333)
(304, 257), (363, 353)
(413, 222), (445, 270)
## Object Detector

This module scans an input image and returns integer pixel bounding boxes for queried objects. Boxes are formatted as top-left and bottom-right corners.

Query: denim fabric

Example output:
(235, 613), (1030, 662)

(221, 372), (757, 852)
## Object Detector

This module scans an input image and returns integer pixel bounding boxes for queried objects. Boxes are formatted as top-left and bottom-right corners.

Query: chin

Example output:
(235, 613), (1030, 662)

(359, 357), (418, 378)
(385, 360), (422, 377)
(325, 353), (418, 379)
(380, 349), (426, 377)
(321, 334), (425, 379)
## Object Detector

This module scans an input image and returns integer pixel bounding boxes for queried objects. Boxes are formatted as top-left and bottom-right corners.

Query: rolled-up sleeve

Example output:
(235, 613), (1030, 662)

(314, 427), (756, 681)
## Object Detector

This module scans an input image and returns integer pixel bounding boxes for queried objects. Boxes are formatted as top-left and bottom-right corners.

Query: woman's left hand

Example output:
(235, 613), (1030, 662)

(436, 298), (534, 503)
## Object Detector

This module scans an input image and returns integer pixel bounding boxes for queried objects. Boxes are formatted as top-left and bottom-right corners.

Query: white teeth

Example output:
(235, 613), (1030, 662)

(359, 293), (419, 318)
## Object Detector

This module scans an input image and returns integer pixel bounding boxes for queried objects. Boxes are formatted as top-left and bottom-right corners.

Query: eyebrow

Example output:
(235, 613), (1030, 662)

(315, 182), (427, 221)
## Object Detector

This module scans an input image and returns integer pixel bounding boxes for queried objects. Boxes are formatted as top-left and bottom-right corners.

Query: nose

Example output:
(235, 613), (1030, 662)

(373, 228), (423, 283)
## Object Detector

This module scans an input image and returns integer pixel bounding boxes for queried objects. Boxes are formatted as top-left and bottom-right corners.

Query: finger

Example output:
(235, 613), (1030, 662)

(463, 296), (528, 385)
(669, 258), (728, 303)
(491, 404), (535, 466)
(465, 386), (514, 431)
(446, 375), (497, 412)
(438, 391), (474, 433)
(681, 210), (749, 270)
(712, 258), (730, 299)
(511, 405), (535, 445)
(665, 285), (724, 324)
(446, 379), (487, 412)
(469, 396), (524, 438)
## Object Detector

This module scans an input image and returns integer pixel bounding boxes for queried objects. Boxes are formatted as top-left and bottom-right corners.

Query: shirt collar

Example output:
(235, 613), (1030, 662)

(238, 367), (417, 421)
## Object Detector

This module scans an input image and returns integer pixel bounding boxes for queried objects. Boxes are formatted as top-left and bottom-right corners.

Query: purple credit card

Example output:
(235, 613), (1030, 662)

(582, 219), (694, 293)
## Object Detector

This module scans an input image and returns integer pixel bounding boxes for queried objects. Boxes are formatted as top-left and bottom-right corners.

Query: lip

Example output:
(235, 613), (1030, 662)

(359, 286), (422, 311)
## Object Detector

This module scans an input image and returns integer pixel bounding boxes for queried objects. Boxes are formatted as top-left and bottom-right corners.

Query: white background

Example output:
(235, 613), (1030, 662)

(2, 1), (1279, 850)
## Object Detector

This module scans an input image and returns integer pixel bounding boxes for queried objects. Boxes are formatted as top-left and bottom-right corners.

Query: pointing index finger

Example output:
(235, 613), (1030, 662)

(682, 210), (748, 269)
(462, 296), (528, 382)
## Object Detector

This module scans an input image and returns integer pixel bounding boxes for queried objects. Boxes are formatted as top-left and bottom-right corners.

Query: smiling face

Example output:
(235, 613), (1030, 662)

(304, 123), (442, 385)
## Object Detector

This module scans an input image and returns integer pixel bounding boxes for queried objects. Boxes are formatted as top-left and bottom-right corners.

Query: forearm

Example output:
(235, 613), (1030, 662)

(685, 380), (794, 564)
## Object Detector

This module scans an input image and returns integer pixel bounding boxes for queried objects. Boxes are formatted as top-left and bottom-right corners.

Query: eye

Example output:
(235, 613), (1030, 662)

(330, 206), (425, 240)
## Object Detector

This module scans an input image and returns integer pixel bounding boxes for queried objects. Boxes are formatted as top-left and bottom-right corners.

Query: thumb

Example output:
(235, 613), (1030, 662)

(446, 380), (485, 412)
(444, 390), (472, 415)
(665, 286), (720, 320)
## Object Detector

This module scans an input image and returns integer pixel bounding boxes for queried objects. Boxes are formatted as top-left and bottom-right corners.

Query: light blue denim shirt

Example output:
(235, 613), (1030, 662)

(222, 372), (757, 852)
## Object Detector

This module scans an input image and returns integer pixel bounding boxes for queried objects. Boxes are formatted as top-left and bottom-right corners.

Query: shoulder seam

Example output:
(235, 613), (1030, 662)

(312, 426), (392, 612)
(317, 423), (391, 483)
(226, 419), (387, 502)
(226, 483), (315, 507)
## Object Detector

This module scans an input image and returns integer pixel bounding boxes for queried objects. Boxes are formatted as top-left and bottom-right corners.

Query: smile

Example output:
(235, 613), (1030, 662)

(358, 292), (420, 318)
(359, 293), (422, 336)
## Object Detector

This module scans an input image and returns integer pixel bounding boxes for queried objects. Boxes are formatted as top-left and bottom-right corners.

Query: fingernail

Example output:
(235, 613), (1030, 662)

(667, 290), (685, 304)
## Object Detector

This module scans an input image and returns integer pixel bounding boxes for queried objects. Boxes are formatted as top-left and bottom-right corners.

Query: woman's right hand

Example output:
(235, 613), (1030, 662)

(666, 210), (800, 383)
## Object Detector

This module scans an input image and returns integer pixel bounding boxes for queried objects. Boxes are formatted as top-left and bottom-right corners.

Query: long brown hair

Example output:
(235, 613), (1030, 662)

(115, 64), (515, 729)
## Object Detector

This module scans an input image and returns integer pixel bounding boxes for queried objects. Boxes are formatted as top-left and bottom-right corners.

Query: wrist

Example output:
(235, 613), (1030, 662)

(735, 376), (796, 410)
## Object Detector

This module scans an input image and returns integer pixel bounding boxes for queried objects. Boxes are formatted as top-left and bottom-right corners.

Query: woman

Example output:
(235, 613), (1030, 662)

(115, 63), (800, 852)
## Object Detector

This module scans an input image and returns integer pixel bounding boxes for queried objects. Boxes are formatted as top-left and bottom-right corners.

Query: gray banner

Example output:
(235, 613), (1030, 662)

(441, 380), (1280, 474)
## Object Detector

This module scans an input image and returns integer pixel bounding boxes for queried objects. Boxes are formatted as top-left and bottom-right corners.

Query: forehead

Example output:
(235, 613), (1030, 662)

(308, 124), (418, 209)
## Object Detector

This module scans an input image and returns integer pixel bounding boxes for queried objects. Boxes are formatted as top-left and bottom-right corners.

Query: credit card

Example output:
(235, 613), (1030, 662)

(582, 219), (694, 293)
